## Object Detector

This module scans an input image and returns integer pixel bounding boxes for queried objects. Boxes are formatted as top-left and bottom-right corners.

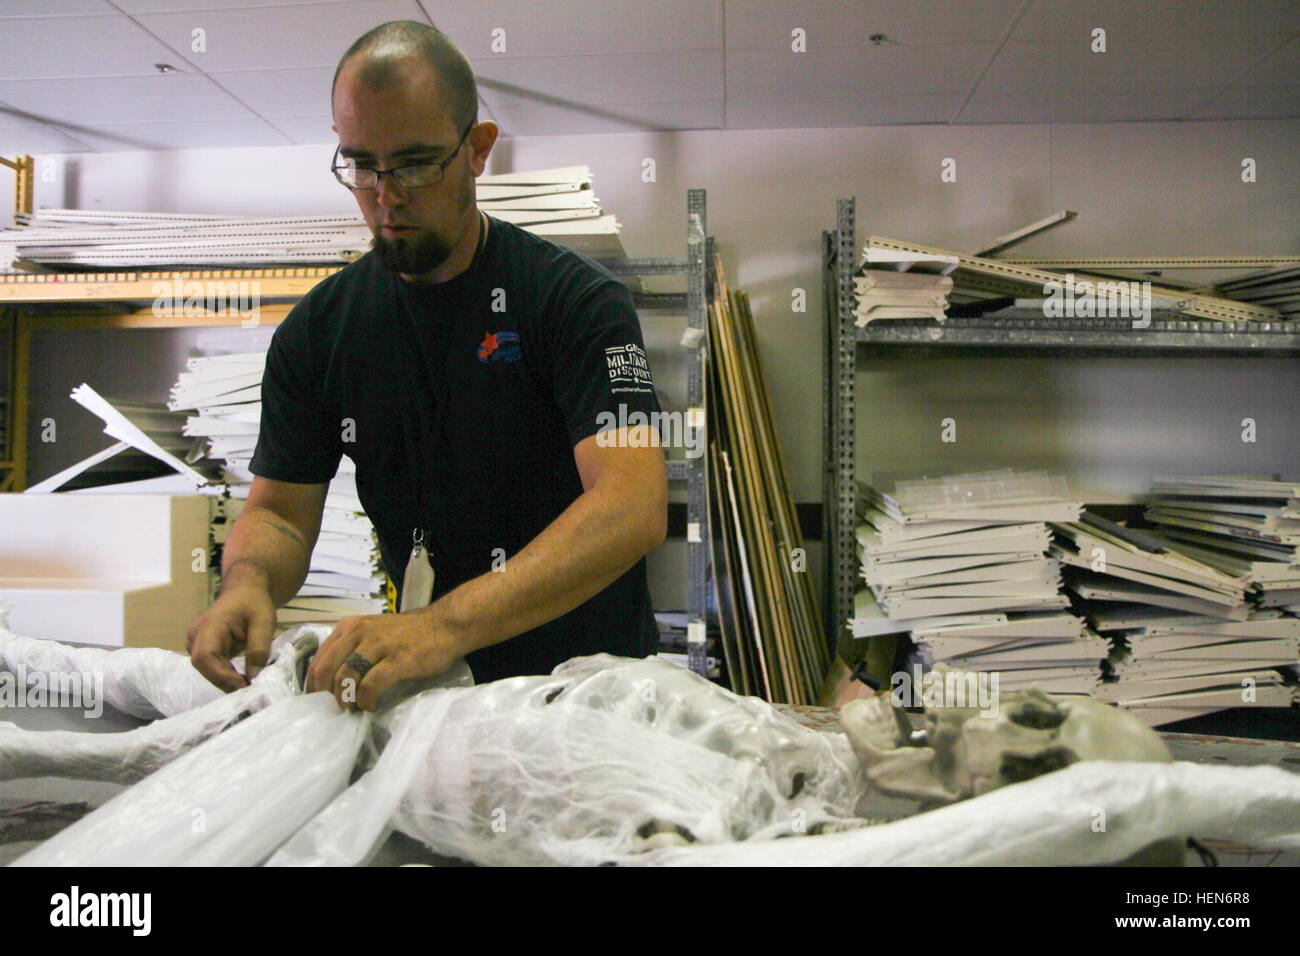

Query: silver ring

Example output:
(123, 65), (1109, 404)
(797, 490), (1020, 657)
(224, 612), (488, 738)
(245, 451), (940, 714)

(346, 653), (375, 680)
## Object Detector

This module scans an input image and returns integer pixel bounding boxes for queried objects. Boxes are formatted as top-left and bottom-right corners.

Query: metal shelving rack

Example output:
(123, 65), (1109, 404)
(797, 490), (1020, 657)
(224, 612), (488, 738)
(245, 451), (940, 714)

(0, 187), (713, 677)
(822, 195), (1300, 650)
(0, 155), (34, 492)
(598, 188), (711, 677)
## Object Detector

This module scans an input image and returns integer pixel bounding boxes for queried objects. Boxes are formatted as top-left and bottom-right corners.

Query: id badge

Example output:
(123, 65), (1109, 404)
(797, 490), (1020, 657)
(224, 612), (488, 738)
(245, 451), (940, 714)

(400, 528), (435, 612)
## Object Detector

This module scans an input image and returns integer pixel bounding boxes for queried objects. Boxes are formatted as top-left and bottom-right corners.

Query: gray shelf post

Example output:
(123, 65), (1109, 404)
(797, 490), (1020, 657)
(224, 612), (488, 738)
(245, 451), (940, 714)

(822, 198), (857, 657)
(685, 188), (709, 675)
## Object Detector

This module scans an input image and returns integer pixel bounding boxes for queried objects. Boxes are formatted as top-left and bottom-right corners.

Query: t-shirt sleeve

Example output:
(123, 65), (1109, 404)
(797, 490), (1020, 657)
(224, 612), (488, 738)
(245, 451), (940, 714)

(550, 278), (662, 447)
(249, 303), (342, 484)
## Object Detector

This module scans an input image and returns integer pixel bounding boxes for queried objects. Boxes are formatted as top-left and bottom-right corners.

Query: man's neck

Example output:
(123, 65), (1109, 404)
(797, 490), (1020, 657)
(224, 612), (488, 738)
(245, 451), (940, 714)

(399, 209), (486, 286)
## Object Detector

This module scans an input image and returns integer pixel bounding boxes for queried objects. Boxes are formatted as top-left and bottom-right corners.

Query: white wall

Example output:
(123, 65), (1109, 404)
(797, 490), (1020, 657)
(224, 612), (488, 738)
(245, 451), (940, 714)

(24, 117), (1300, 607)
(498, 120), (1300, 499)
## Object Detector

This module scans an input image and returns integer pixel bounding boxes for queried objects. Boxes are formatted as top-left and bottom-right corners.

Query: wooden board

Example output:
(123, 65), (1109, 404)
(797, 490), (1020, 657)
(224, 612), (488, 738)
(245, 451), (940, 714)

(706, 254), (830, 703)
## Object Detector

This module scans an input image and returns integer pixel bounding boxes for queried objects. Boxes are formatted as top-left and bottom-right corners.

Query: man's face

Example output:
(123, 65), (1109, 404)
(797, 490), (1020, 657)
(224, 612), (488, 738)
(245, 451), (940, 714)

(331, 59), (481, 278)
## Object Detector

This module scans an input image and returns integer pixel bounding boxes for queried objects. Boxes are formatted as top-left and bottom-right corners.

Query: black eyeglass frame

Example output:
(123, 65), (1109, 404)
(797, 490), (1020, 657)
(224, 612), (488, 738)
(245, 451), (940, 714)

(332, 121), (475, 190)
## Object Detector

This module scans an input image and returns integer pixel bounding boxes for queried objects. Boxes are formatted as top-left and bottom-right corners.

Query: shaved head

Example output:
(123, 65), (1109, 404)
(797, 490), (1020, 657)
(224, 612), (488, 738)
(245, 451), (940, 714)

(332, 20), (477, 131)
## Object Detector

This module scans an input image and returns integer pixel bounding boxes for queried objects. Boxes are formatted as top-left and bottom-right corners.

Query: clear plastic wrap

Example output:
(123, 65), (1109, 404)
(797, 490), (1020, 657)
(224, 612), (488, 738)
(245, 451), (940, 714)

(0, 633), (315, 783)
(13, 690), (370, 866)
(277, 654), (1300, 867)
(267, 686), (476, 866)
(0, 623), (221, 720)
(0, 604), (333, 722)
(275, 655), (871, 866)
(632, 761), (1300, 866)
(9, 608), (1298, 866)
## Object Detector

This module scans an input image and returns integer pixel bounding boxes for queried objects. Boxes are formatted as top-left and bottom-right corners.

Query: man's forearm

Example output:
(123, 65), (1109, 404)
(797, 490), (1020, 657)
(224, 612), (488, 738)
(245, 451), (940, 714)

(220, 506), (314, 607)
(424, 480), (664, 656)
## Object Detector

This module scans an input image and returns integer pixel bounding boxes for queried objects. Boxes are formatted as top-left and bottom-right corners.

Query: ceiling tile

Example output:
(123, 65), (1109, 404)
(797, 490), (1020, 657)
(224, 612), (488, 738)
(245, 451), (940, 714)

(0, 0), (115, 17)
(133, 0), (425, 72)
(0, 74), (255, 126)
(0, 13), (186, 79)
(956, 89), (1218, 124)
(486, 98), (723, 136)
(474, 51), (722, 106)
(0, 118), (92, 153)
(415, 0), (722, 57)
(0, 99), (51, 126)
(0, 1), (1294, 152)
(1233, 35), (1300, 87)
(981, 36), (1264, 95)
(725, 0), (1027, 48)
(1037, 88), (1213, 123)
(727, 43), (994, 99)
(116, 0), (344, 10)
(273, 114), (339, 143)
(725, 93), (967, 129)
(954, 91), (1058, 125)
(1011, 0), (1300, 43)
(58, 117), (293, 151)
(213, 66), (334, 118)
(1012, 0), (1190, 42)
(1190, 84), (1300, 120)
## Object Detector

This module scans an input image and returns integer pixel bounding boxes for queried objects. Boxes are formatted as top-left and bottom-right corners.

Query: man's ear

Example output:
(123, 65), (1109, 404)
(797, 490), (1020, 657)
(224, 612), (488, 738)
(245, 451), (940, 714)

(468, 122), (500, 177)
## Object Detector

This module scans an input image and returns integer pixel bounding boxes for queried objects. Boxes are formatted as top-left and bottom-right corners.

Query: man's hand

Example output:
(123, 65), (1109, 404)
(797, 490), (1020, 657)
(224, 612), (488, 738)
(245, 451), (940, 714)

(186, 583), (277, 692)
(306, 611), (462, 712)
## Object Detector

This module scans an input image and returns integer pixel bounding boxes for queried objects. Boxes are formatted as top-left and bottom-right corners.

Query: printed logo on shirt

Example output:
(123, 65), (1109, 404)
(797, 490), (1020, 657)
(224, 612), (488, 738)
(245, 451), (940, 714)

(477, 331), (521, 364)
(604, 343), (654, 392)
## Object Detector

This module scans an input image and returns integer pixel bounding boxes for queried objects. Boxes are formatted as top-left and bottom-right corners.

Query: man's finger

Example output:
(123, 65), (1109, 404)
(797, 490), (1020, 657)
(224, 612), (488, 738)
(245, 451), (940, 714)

(306, 619), (361, 695)
(332, 642), (376, 711)
(192, 644), (248, 692)
(354, 659), (399, 712)
(243, 608), (275, 683)
(189, 621), (247, 692)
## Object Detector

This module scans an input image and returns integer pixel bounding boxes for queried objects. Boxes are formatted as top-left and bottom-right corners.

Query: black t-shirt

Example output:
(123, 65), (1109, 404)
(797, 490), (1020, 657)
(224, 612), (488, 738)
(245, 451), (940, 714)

(249, 214), (662, 682)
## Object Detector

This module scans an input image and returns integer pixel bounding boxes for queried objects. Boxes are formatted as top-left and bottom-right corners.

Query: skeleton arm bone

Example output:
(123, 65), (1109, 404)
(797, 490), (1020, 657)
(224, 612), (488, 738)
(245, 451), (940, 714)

(0, 631), (320, 784)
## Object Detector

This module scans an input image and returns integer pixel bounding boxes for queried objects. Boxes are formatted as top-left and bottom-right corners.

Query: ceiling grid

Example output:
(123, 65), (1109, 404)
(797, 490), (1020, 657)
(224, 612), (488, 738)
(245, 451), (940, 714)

(0, 0), (1295, 152)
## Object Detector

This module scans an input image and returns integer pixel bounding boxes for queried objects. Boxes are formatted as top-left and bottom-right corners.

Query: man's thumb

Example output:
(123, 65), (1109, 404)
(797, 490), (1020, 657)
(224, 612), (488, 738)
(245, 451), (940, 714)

(244, 612), (274, 682)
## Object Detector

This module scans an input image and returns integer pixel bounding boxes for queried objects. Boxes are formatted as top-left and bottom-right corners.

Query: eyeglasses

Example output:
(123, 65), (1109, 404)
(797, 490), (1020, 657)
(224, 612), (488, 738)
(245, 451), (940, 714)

(332, 122), (474, 190)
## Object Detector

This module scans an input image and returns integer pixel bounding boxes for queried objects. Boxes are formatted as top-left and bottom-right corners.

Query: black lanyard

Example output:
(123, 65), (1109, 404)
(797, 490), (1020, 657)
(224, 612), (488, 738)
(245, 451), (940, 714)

(393, 211), (489, 588)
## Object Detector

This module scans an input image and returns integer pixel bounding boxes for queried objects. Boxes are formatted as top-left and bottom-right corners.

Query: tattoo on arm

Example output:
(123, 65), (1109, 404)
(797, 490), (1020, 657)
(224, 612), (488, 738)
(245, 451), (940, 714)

(254, 515), (309, 560)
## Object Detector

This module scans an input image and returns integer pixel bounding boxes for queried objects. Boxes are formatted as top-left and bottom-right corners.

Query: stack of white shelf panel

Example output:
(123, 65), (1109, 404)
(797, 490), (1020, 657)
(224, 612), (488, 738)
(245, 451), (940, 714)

(849, 469), (1101, 695)
(0, 166), (622, 268)
(853, 242), (955, 324)
(1143, 475), (1300, 614)
(171, 351), (386, 628)
(1053, 499), (1297, 726)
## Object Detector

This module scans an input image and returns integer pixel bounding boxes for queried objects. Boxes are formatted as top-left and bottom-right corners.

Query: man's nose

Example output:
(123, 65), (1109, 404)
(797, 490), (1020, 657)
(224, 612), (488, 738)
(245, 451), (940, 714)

(374, 176), (409, 207)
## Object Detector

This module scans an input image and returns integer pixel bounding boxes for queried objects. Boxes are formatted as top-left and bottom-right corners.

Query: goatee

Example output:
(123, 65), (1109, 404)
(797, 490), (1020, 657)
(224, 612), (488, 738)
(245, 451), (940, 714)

(372, 229), (455, 276)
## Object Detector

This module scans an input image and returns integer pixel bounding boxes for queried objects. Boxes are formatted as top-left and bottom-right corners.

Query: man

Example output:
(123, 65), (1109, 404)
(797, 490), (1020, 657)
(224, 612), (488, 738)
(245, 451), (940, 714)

(186, 21), (667, 711)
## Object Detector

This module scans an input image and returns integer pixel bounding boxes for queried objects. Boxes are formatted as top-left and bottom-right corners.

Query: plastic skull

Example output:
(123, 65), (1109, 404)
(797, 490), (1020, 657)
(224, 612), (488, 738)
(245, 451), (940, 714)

(840, 672), (1172, 809)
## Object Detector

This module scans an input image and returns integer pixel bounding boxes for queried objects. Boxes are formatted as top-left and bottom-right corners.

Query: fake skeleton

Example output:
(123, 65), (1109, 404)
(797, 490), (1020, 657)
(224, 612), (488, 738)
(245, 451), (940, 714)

(839, 670), (1173, 808)
(271, 653), (870, 866)
(3, 624), (871, 865)
(838, 667), (1186, 865)
(0, 624), (221, 721)
(4, 619), (1300, 866)
(0, 634), (312, 783)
